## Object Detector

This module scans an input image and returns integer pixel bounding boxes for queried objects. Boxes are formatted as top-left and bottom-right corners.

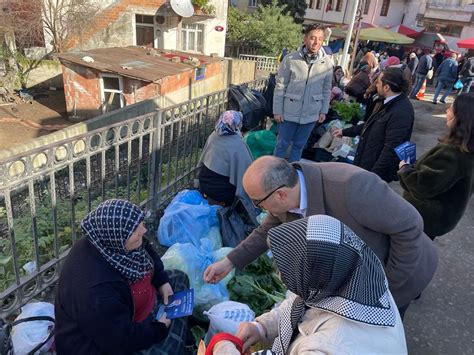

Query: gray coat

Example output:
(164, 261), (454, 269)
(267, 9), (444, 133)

(226, 162), (438, 308)
(198, 131), (258, 224)
(273, 48), (333, 125)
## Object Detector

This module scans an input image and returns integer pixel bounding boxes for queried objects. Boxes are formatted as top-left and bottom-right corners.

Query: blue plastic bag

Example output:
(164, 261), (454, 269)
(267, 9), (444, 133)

(161, 239), (234, 315)
(158, 190), (221, 247)
(454, 79), (464, 90)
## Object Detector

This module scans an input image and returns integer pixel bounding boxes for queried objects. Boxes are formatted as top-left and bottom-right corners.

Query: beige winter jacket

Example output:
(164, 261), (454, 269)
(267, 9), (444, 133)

(273, 48), (333, 125)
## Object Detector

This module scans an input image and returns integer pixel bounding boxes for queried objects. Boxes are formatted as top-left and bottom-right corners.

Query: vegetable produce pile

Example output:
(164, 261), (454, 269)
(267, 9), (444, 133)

(332, 101), (363, 123)
(227, 254), (286, 316)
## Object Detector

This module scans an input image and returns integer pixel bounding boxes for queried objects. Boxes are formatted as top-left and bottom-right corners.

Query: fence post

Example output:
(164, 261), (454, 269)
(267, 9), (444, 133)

(148, 110), (162, 217)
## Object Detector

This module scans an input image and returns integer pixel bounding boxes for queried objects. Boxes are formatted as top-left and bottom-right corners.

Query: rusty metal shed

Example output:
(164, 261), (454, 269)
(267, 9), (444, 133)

(55, 46), (221, 83)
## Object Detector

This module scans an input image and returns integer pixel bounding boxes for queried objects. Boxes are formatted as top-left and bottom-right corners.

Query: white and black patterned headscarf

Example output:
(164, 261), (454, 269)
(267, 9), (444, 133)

(268, 215), (396, 354)
(81, 199), (153, 283)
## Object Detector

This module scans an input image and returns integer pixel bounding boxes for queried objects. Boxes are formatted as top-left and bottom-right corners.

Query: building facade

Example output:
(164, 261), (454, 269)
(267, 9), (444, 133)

(404, 0), (474, 52)
(45, 0), (228, 57)
(304, 0), (407, 27)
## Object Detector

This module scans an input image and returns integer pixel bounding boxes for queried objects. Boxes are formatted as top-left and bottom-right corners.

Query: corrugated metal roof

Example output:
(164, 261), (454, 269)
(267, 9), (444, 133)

(55, 46), (221, 82)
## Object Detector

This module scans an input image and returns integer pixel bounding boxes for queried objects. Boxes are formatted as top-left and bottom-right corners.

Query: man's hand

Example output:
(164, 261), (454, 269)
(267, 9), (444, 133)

(157, 312), (171, 328)
(318, 113), (326, 123)
(274, 114), (284, 123)
(203, 257), (234, 284)
(236, 322), (263, 352)
(158, 282), (173, 305)
(332, 128), (343, 138)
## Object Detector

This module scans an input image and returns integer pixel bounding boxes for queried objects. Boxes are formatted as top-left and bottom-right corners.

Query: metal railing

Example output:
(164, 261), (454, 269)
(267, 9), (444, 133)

(239, 54), (280, 73)
(0, 77), (269, 319)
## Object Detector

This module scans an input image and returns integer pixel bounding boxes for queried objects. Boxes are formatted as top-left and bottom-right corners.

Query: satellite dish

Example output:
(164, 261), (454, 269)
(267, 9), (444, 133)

(170, 0), (194, 18)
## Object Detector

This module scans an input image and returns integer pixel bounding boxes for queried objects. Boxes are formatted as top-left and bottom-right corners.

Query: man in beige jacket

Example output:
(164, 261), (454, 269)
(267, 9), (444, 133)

(273, 23), (333, 162)
(204, 156), (438, 317)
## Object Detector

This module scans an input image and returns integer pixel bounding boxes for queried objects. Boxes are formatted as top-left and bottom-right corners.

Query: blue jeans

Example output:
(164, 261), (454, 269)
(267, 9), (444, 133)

(433, 80), (454, 102)
(274, 120), (316, 162)
(460, 77), (473, 93)
(409, 73), (426, 98)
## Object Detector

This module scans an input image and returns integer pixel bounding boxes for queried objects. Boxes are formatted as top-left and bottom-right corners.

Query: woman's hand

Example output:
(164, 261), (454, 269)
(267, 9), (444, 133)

(399, 158), (412, 169)
(236, 322), (264, 352)
(159, 282), (173, 305)
(157, 312), (171, 328)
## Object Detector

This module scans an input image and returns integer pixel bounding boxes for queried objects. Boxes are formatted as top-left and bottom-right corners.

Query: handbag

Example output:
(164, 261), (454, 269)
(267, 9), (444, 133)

(453, 79), (464, 90)
(217, 198), (251, 248)
(426, 68), (434, 80)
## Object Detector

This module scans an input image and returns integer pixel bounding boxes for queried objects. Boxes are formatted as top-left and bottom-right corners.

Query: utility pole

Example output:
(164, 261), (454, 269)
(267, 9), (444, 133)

(340, 0), (360, 71)
(349, 0), (366, 76)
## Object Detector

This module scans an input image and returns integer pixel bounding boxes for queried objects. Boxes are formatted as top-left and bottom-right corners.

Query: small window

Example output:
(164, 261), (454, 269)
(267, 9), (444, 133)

(100, 74), (124, 113)
(316, 0), (322, 9)
(363, 0), (371, 14)
(308, 0), (315, 9)
(180, 22), (204, 53)
(135, 14), (154, 24)
(335, 0), (343, 12)
(248, 0), (257, 7)
(380, 0), (390, 17)
(195, 67), (206, 81)
(136, 14), (155, 48)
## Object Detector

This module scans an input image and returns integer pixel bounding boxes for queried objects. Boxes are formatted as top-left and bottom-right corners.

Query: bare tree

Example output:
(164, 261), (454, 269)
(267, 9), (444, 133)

(42, 0), (99, 53)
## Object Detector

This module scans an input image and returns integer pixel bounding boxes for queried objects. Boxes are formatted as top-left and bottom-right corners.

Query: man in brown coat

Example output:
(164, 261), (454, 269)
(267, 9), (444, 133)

(204, 156), (438, 316)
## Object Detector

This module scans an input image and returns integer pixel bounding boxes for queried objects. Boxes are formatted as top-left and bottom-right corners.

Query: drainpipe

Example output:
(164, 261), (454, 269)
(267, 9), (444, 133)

(371, 0), (379, 25)
(340, 0), (360, 71)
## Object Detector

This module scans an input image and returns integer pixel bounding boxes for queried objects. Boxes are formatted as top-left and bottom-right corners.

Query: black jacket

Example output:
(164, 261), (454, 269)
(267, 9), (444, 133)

(54, 238), (169, 355)
(398, 144), (474, 238)
(342, 94), (414, 182)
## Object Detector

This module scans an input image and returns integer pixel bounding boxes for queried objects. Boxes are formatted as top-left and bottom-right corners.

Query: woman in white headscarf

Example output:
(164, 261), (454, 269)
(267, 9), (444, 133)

(210, 215), (407, 355)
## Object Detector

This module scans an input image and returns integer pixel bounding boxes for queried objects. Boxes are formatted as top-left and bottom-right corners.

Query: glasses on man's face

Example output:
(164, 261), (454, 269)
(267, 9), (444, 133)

(252, 184), (286, 208)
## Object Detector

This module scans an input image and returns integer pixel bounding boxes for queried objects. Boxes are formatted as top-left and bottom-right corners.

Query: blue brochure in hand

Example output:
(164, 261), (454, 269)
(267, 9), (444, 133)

(155, 289), (194, 320)
(394, 142), (416, 163)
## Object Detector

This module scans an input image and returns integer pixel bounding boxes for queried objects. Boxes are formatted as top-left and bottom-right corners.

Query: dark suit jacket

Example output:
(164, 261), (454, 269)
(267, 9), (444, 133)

(227, 162), (438, 308)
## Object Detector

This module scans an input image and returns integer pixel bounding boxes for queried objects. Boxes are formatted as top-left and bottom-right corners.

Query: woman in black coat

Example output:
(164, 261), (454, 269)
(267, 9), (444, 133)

(54, 199), (189, 354)
(398, 93), (474, 239)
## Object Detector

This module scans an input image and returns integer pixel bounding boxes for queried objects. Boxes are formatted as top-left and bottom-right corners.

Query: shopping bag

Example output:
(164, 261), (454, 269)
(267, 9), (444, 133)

(454, 79), (464, 90)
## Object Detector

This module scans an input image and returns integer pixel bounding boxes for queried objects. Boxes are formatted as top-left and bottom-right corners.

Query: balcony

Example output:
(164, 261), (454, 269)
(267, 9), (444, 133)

(424, 1), (473, 23)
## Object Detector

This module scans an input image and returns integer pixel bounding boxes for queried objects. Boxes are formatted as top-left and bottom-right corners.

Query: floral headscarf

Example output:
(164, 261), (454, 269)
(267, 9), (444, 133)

(215, 110), (243, 136)
(81, 199), (152, 283)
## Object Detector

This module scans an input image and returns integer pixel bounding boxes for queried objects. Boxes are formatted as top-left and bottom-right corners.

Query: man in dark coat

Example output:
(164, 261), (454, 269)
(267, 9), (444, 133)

(409, 49), (435, 99)
(334, 67), (414, 183)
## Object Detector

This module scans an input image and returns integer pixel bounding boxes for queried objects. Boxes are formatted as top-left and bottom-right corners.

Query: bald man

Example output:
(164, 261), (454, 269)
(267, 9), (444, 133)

(204, 156), (438, 316)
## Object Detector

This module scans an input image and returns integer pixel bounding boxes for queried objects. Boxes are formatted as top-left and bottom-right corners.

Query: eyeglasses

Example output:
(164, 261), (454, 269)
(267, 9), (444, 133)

(252, 184), (286, 208)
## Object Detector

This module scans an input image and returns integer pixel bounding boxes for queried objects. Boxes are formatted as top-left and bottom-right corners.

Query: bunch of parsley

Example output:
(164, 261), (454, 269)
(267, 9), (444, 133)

(227, 254), (286, 316)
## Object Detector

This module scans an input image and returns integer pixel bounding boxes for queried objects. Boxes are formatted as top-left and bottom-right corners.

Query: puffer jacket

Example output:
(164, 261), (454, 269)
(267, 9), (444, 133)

(273, 47), (333, 124)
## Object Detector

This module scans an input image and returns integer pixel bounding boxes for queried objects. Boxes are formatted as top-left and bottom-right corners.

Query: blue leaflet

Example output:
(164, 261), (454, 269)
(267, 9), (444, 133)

(155, 289), (194, 320)
(394, 141), (416, 163)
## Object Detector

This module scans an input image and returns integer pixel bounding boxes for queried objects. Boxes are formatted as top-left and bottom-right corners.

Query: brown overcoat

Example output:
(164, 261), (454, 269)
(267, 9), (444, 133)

(227, 162), (438, 308)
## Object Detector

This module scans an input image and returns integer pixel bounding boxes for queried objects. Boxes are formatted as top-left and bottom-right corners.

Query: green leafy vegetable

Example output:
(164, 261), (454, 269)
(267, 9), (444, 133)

(332, 101), (363, 123)
(227, 255), (286, 316)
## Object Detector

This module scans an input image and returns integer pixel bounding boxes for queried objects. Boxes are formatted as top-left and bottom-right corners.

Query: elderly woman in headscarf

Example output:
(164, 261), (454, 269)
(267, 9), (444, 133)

(54, 199), (190, 355)
(208, 215), (407, 354)
(198, 110), (258, 223)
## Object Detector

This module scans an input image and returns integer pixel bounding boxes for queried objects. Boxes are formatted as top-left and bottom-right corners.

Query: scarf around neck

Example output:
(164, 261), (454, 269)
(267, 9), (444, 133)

(81, 199), (152, 283)
(268, 215), (396, 354)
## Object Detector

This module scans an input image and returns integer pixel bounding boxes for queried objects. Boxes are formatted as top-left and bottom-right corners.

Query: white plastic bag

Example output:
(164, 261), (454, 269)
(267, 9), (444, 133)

(203, 301), (255, 343)
(11, 302), (55, 355)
